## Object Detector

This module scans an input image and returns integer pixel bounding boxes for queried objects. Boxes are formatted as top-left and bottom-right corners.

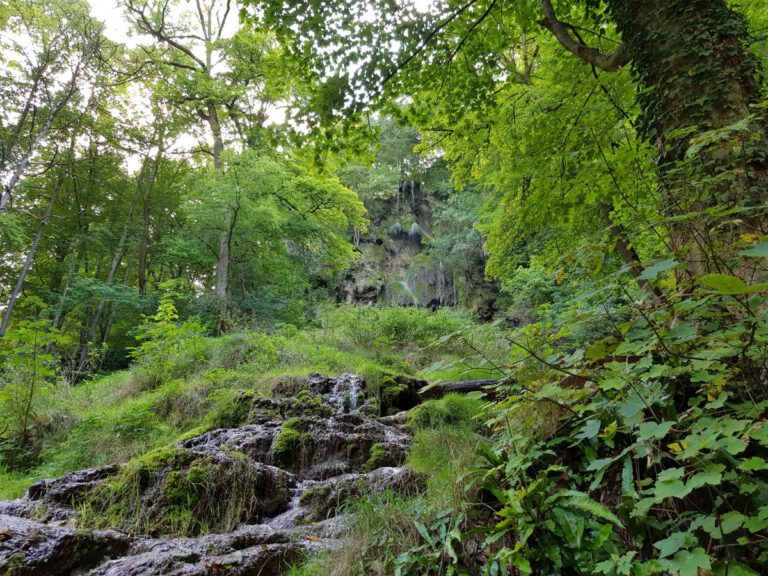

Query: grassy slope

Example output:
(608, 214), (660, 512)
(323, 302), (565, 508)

(0, 306), (505, 499)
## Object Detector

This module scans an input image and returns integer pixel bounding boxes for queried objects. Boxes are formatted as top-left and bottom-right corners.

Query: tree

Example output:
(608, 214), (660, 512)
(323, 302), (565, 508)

(255, 0), (768, 281)
(173, 150), (366, 323)
(122, 0), (288, 331)
(0, 0), (106, 214)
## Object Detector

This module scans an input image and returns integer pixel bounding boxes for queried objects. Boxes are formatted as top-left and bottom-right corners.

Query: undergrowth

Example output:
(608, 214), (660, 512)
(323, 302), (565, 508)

(0, 305), (501, 498)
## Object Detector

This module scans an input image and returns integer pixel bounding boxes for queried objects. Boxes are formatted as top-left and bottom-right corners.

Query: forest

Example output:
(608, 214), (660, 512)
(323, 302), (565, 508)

(0, 0), (767, 574)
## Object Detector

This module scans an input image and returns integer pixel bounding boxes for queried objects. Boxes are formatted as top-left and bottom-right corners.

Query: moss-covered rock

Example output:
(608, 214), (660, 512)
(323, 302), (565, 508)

(299, 467), (424, 522)
(83, 445), (293, 537)
(273, 418), (312, 469)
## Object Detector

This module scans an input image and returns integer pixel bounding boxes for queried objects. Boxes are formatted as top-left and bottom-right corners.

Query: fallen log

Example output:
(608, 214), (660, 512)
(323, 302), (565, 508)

(419, 378), (506, 399)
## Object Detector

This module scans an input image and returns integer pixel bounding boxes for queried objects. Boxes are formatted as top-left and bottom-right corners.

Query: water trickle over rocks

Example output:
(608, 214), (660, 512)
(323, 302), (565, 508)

(0, 373), (423, 575)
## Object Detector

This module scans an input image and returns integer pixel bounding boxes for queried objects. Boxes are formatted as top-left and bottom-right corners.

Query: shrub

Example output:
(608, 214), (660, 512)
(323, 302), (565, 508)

(206, 331), (278, 371)
(407, 394), (483, 430)
(0, 302), (67, 470)
(129, 294), (206, 384)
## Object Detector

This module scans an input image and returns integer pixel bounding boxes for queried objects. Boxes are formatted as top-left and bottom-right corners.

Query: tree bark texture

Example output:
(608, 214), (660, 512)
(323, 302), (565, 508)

(607, 0), (768, 276)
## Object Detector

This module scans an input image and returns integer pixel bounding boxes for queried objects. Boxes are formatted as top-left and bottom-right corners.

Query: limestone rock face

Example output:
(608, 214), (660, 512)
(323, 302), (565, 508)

(0, 373), (424, 576)
(0, 514), (131, 576)
(299, 467), (425, 522)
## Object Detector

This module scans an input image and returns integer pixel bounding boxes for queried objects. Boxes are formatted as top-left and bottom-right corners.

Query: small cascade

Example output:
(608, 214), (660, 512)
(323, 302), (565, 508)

(266, 479), (317, 530)
(325, 373), (363, 415)
(0, 373), (420, 576)
(394, 279), (419, 307)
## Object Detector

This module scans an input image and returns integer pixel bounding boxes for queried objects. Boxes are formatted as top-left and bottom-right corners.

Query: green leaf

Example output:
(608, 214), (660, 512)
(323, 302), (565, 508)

(653, 532), (688, 558)
(740, 242), (768, 258)
(638, 259), (678, 281)
(637, 420), (674, 441)
(698, 274), (768, 295)
(698, 274), (748, 294)
(686, 464), (724, 490)
(557, 490), (622, 526)
(720, 511), (746, 534)
(712, 560), (760, 576)
(572, 419), (601, 443)
(414, 521), (432, 544)
(668, 548), (711, 576)
(739, 457), (768, 471)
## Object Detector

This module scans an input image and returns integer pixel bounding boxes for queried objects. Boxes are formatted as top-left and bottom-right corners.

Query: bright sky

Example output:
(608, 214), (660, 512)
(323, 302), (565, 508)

(82, 0), (438, 171)
(87, 0), (438, 45)
(87, 0), (135, 45)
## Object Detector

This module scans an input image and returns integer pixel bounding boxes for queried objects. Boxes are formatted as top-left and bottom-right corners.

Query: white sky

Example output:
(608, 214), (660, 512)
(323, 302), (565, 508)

(87, 0), (137, 45)
(82, 0), (437, 172)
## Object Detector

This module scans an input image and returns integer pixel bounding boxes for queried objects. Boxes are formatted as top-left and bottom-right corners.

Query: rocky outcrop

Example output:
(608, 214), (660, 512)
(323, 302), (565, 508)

(299, 467), (425, 523)
(0, 373), (424, 576)
(0, 514), (130, 576)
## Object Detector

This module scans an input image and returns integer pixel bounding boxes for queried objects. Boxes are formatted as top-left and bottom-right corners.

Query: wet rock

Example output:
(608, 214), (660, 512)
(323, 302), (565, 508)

(305, 373), (363, 415)
(270, 413), (410, 478)
(381, 375), (428, 413)
(87, 523), (325, 576)
(299, 467), (425, 522)
(86, 446), (293, 537)
(179, 423), (281, 462)
(0, 372), (426, 574)
(0, 499), (41, 521)
(27, 465), (120, 506)
(0, 514), (130, 576)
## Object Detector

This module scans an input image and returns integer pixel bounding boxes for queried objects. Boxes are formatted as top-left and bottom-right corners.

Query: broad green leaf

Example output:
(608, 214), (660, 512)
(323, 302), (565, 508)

(698, 274), (748, 294)
(739, 457), (768, 471)
(686, 464), (724, 490)
(740, 242), (768, 258)
(637, 420), (674, 441)
(572, 419), (601, 443)
(667, 548), (711, 576)
(638, 259), (678, 281)
(720, 511), (746, 534)
(653, 531), (688, 558)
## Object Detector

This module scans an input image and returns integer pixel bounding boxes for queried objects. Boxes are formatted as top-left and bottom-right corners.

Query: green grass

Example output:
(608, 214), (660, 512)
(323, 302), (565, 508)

(0, 305), (505, 501)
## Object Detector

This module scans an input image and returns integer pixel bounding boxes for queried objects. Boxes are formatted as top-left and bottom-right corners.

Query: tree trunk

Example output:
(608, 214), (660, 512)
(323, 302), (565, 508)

(0, 172), (64, 337)
(207, 101), (231, 334)
(607, 0), (768, 277)
(0, 43), (93, 214)
(597, 202), (661, 301)
(77, 161), (147, 370)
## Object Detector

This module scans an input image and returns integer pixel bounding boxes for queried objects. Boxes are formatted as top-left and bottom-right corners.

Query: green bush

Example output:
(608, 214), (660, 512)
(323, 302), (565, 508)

(129, 294), (206, 384)
(407, 393), (483, 430)
(206, 330), (278, 370)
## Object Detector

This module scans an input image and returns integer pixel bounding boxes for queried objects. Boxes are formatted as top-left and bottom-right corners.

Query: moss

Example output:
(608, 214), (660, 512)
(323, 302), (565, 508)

(293, 390), (332, 418)
(204, 389), (256, 429)
(82, 443), (282, 537)
(273, 418), (310, 467)
(364, 443), (391, 471)
(407, 394), (483, 430)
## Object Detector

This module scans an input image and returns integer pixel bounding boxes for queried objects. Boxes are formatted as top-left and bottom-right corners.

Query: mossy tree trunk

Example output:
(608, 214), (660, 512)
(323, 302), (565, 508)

(541, 0), (767, 279)
(608, 0), (768, 278)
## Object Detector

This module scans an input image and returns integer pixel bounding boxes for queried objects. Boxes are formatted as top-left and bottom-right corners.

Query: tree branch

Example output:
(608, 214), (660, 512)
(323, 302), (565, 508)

(536, 0), (628, 72)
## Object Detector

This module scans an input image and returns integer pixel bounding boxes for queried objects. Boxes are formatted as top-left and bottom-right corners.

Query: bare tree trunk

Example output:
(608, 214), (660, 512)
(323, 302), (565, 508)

(0, 170), (65, 337)
(0, 42), (95, 214)
(138, 128), (165, 293)
(207, 101), (231, 334)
